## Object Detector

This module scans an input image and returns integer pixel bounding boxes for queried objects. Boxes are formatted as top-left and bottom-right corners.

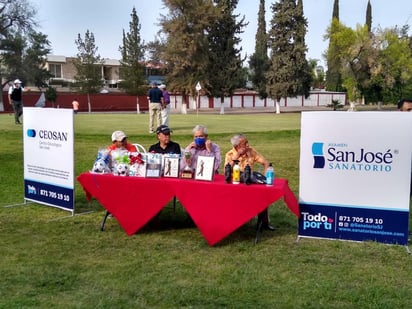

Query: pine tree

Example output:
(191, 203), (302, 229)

(73, 30), (103, 110)
(207, 0), (246, 103)
(118, 7), (147, 96)
(160, 0), (219, 101)
(365, 0), (372, 32)
(325, 0), (343, 91)
(266, 0), (311, 103)
(248, 0), (270, 98)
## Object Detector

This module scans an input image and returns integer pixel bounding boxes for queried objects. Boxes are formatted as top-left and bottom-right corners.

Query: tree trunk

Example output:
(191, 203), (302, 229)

(220, 96), (225, 115)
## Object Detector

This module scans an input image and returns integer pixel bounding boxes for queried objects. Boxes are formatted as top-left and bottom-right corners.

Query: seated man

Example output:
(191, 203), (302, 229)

(224, 133), (274, 231)
(108, 130), (137, 152)
(149, 125), (181, 155)
(184, 124), (221, 174)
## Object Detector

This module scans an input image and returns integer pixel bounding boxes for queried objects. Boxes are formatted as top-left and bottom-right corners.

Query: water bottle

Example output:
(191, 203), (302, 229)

(244, 164), (252, 185)
(265, 163), (274, 186)
(224, 163), (232, 183)
(232, 160), (240, 184)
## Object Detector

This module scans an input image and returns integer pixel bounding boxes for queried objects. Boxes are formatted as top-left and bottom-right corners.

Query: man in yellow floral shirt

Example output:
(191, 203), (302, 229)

(224, 134), (274, 231)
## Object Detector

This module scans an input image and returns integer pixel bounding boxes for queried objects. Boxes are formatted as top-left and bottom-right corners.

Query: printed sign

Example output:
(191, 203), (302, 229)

(299, 112), (412, 245)
(23, 107), (74, 212)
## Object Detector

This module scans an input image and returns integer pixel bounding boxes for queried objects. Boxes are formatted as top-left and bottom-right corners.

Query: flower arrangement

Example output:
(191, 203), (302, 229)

(129, 152), (146, 177)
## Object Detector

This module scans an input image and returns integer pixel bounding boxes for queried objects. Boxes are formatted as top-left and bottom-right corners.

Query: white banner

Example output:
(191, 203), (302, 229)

(299, 112), (412, 245)
(23, 107), (74, 212)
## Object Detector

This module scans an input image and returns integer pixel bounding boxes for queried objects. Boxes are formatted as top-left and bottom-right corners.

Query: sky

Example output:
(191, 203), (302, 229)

(31, 0), (412, 67)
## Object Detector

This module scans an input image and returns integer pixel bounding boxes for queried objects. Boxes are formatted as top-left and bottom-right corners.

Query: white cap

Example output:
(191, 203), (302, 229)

(111, 130), (127, 142)
(159, 84), (166, 89)
(14, 79), (22, 84)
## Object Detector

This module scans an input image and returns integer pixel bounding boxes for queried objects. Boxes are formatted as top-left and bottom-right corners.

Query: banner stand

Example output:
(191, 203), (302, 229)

(296, 235), (411, 255)
(298, 112), (412, 255)
(3, 200), (34, 208)
(47, 210), (95, 222)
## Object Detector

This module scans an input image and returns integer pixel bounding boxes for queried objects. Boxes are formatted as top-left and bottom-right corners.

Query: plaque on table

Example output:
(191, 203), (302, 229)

(194, 156), (215, 181)
(162, 155), (180, 178)
(181, 151), (194, 179)
(145, 153), (162, 178)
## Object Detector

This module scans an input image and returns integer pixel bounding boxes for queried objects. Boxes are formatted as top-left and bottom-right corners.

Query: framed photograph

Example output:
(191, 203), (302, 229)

(145, 153), (162, 178)
(194, 156), (215, 181)
(162, 156), (180, 178)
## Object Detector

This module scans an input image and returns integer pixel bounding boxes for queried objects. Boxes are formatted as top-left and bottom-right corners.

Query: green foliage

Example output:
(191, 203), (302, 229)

(45, 86), (57, 103)
(327, 98), (344, 110)
(0, 112), (411, 308)
(118, 7), (147, 96)
(266, 0), (312, 101)
(73, 30), (103, 94)
(207, 0), (247, 100)
(160, 0), (219, 97)
(248, 0), (270, 98)
(365, 0), (372, 32)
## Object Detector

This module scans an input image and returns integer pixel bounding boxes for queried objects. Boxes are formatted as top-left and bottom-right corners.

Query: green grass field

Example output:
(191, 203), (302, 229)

(1, 111), (411, 308)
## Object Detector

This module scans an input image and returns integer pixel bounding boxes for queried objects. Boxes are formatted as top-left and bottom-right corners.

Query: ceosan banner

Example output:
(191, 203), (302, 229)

(23, 107), (74, 212)
(299, 112), (412, 245)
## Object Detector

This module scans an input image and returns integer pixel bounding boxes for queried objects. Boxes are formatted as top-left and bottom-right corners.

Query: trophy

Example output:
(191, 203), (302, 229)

(181, 151), (194, 179)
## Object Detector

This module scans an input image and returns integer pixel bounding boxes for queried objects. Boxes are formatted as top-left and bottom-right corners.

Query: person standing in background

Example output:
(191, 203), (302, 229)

(8, 79), (30, 124)
(147, 82), (164, 133)
(159, 84), (170, 126)
(72, 98), (79, 114)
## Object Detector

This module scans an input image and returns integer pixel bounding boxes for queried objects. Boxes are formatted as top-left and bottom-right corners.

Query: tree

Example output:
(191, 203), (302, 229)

(365, 0), (372, 33)
(0, 0), (38, 105)
(266, 0), (312, 106)
(328, 22), (376, 103)
(45, 86), (57, 107)
(0, 0), (36, 35)
(73, 29), (103, 110)
(160, 0), (219, 102)
(207, 0), (247, 106)
(369, 27), (412, 102)
(118, 7), (147, 96)
(248, 0), (270, 98)
(74, 30), (103, 92)
(325, 0), (344, 91)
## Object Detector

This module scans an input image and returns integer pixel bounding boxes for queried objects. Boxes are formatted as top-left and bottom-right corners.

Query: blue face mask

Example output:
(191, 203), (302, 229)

(195, 137), (206, 147)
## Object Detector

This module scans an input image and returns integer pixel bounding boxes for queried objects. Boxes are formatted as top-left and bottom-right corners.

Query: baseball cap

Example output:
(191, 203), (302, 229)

(111, 130), (127, 142)
(14, 79), (22, 84)
(159, 84), (166, 89)
(155, 125), (172, 135)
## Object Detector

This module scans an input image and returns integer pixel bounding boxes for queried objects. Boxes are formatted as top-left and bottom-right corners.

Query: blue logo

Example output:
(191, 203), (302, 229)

(312, 142), (325, 168)
(27, 129), (36, 138)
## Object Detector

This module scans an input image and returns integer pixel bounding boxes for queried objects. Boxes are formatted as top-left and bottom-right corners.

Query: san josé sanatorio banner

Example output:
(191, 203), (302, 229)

(299, 112), (412, 245)
(23, 107), (74, 212)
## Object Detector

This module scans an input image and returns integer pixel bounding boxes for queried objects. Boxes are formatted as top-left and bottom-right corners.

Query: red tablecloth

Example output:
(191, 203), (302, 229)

(77, 173), (299, 245)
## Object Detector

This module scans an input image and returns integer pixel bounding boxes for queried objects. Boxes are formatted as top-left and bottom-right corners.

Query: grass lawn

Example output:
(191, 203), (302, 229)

(1, 111), (411, 308)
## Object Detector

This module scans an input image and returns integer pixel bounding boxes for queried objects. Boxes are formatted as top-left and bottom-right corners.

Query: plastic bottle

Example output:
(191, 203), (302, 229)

(265, 163), (274, 186)
(224, 163), (232, 183)
(244, 164), (252, 185)
(232, 160), (240, 184)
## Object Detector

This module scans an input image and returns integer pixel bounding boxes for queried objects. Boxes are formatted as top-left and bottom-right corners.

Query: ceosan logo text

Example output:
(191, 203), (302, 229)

(38, 130), (68, 141)
(327, 147), (393, 172)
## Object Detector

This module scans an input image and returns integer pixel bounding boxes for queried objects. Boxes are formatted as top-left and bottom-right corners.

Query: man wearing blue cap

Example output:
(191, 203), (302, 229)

(147, 82), (164, 133)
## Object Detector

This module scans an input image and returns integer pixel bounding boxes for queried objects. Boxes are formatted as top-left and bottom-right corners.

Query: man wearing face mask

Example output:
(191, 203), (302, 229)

(184, 124), (221, 174)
